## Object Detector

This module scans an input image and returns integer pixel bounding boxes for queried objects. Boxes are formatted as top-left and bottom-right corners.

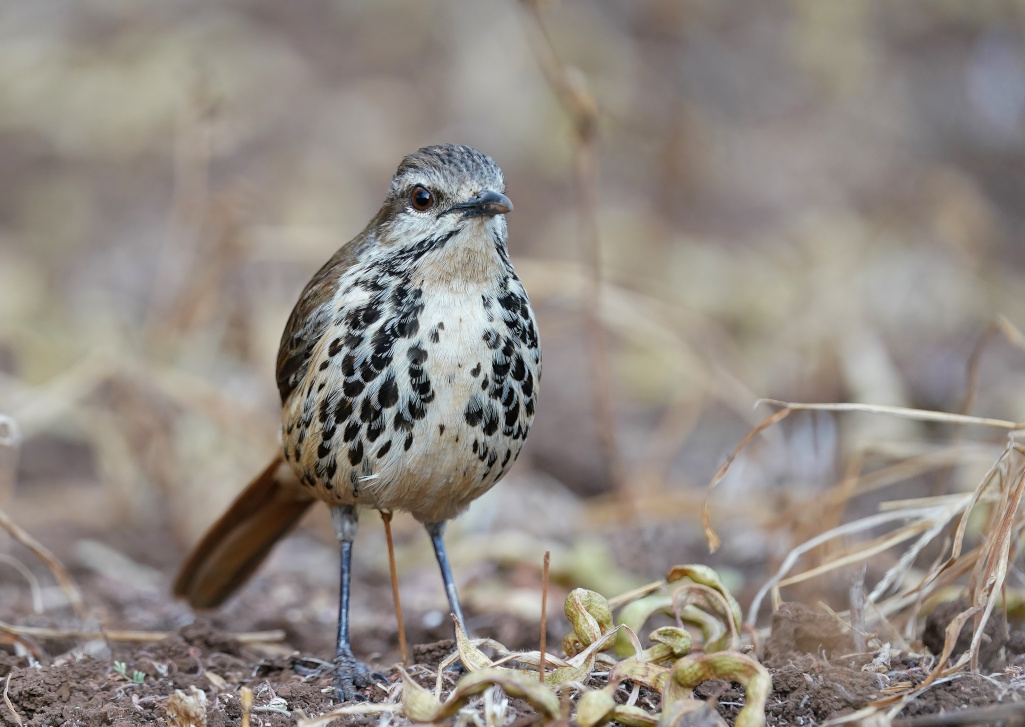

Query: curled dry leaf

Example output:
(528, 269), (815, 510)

(438, 572), (768, 727)
(614, 565), (742, 657)
(454, 598), (622, 688)
(399, 667), (560, 723)
(639, 626), (692, 665)
(577, 685), (659, 727)
(608, 657), (670, 692)
(613, 593), (672, 657)
(454, 620), (500, 673)
(671, 584), (737, 653)
(667, 565), (743, 638)
(664, 653), (770, 727)
(659, 700), (728, 727)
(562, 588), (614, 657)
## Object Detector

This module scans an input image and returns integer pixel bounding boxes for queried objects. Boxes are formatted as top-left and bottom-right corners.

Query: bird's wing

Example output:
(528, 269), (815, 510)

(275, 233), (373, 403)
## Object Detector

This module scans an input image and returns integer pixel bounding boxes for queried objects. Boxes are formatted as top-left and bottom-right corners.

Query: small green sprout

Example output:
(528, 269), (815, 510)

(112, 661), (146, 683)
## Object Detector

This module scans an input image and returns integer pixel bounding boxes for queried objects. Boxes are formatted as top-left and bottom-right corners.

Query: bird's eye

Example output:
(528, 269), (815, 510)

(410, 186), (434, 211)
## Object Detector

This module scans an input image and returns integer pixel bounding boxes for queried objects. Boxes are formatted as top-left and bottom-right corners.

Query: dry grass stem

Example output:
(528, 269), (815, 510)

(964, 458), (1025, 670)
(703, 407), (792, 552)
(380, 509), (408, 665)
(890, 700), (1025, 726)
(0, 554), (43, 614)
(929, 319), (1010, 497)
(757, 399), (1023, 430)
(0, 621), (284, 644)
(539, 550), (550, 683)
(879, 672), (978, 716)
(749, 492), (971, 623)
(0, 506), (84, 617)
(720, 384), (1025, 698)
(3, 673), (23, 727)
(295, 702), (402, 727)
(768, 451), (977, 529)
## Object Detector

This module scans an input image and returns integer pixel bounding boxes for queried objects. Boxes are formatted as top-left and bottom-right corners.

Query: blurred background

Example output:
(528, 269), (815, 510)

(4, 0), (1025, 657)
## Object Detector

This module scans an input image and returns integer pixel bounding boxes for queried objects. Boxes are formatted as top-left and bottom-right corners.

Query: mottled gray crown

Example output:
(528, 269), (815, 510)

(390, 144), (505, 196)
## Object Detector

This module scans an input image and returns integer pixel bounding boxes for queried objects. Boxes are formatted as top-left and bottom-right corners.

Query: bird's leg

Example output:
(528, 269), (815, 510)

(331, 505), (384, 701)
(425, 521), (467, 634)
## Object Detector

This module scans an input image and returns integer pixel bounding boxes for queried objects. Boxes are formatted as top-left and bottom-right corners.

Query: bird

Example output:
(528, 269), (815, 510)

(173, 144), (541, 701)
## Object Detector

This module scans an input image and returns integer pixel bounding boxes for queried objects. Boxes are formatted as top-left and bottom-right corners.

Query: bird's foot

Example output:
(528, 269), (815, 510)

(445, 660), (468, 677)
(333, 648), (389, 702)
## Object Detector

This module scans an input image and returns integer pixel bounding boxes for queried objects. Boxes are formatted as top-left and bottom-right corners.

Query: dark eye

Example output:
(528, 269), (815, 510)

(410, 186), (434, 211)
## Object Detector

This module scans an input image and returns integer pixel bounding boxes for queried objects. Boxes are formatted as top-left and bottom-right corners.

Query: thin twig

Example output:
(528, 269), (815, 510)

(0, 506), (83, 617)
(539, 550), (550, 683)
(703, 407), (791, 552)
(0, 621), (284, 644)
(380, 509), (408, 665)
(966, 461), (1025, 671)
(748, 502), (961, 624)
(929, 320), (1001, 497)
(295, 703), (401, 727)
(891, 701), (1025, 726)
(757, 399), (1023, 430)
(0, 629), (47, 663)
(3, 673), (23, 727)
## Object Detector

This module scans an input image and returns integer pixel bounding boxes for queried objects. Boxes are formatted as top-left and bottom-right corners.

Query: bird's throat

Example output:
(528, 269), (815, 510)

(412, 223), (509, 291)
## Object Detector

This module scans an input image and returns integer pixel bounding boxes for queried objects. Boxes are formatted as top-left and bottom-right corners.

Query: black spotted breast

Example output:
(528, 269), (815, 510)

(281, 215), (540, 524)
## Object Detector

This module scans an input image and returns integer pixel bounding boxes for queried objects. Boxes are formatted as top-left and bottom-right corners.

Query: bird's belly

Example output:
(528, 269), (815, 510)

(281, 281), (539, 524)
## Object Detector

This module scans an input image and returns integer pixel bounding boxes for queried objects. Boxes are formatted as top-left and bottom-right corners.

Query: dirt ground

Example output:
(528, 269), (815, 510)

(4, 525), (1025, 727)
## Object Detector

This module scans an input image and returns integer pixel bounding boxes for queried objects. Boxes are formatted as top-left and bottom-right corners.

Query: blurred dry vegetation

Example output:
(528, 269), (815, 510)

(5, 0), (1025, 668)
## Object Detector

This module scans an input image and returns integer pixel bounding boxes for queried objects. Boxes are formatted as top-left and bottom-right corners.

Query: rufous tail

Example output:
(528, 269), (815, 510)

(173, 456), (315, 608)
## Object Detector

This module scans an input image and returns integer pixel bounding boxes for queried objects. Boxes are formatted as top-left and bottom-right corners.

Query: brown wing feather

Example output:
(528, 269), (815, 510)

(173, 457), (316, 609)
(276, 233), (375, 402)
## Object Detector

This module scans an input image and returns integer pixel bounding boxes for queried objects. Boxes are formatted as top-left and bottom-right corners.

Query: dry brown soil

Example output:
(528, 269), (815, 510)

(3, 528), (1025, 726)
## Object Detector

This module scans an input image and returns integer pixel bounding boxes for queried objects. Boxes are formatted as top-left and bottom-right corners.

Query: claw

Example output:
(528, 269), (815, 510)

(333, 683), (369, 702)
(351, 667), (388, 689)
(333, 647), (382, 701)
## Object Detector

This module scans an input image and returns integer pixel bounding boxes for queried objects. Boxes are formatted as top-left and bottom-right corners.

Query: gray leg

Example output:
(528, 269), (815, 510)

(425, 521), (466, 632)
(331, 505), (382, 701)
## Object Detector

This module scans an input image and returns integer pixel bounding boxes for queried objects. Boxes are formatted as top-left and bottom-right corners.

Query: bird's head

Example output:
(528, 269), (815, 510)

(369, 144), (513, 250)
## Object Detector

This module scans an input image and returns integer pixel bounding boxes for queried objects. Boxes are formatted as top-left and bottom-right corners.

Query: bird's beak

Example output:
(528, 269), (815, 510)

(446, 189), (514, 218)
